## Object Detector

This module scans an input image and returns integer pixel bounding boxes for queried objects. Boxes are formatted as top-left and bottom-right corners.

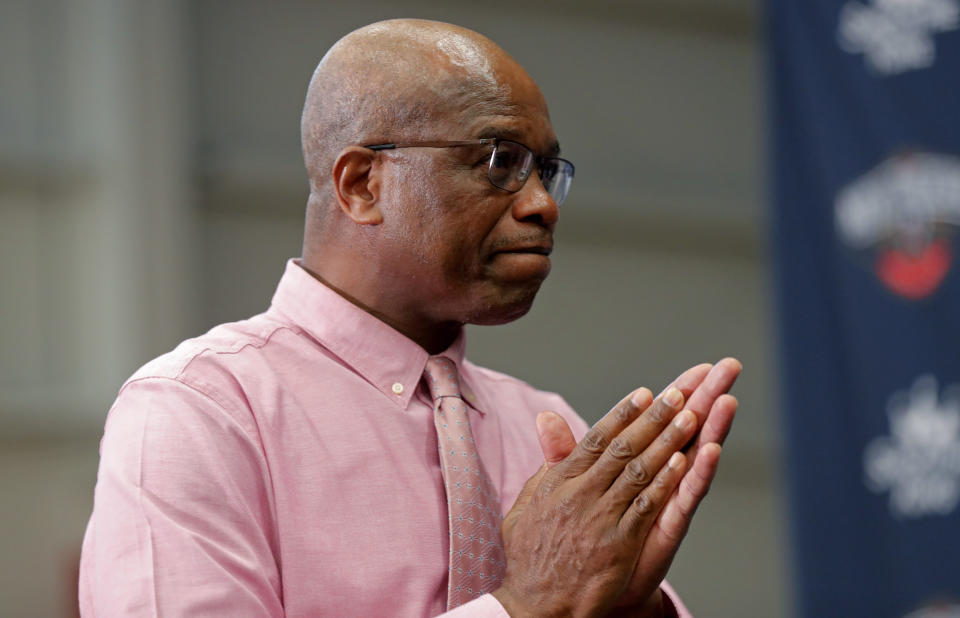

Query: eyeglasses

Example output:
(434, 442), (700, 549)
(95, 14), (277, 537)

(363, 138), (575, 205)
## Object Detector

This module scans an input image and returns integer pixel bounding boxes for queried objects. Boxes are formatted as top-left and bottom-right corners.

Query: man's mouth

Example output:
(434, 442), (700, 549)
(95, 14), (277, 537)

(493, 245), (553, 256)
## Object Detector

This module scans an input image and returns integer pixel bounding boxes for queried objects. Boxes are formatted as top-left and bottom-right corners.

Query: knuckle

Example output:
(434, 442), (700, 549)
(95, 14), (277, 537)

(607, 436), (635, 460)
(624, 457), (652, 486)
(615, 402), (636, 423)
(645, 403), (667, 425)
(579, 430), (607, 456)
(539, 473), (561, 496)
(632, 492), (654, 517)
(557, 493), (577, 516)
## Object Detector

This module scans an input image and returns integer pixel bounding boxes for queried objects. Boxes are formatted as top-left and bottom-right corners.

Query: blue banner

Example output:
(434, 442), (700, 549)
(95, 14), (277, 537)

(768, 1), (960, 616)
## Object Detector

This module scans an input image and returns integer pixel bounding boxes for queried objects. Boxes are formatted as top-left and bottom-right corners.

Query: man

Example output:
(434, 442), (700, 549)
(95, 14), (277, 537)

(79, 19), (740, 617)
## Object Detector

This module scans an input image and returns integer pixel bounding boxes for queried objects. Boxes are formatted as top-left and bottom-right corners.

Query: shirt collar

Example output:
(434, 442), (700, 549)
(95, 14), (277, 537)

(269, 259), (483, 414)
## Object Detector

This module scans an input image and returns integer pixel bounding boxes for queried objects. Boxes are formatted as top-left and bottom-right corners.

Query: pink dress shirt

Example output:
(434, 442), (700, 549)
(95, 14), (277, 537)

(79, 259), (691, 617)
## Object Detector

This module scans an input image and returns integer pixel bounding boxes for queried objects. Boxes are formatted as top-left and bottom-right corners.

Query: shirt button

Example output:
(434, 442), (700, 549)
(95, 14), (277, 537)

(391, 382), (404, 395)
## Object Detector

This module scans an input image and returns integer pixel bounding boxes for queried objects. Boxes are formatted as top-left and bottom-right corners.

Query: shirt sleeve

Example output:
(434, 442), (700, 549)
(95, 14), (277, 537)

(434, 584), (692, 618)
(436, 594), (510, 617)
(661, 580), (693, 618)
(79, 377), (282, 617)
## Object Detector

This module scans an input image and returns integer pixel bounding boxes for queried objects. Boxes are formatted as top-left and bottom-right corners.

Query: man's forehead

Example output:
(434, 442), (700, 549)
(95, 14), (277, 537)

(459, 101), (559, 156)
(421, 31), (555, 146)
(475, 123), (561, 157)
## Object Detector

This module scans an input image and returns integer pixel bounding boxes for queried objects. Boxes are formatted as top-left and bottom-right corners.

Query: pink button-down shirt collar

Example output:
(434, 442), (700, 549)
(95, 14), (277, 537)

(270, 260), (486, 414)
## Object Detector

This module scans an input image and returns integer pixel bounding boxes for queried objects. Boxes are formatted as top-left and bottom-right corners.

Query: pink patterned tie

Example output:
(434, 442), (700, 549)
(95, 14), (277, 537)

(424, 356), (506, 609)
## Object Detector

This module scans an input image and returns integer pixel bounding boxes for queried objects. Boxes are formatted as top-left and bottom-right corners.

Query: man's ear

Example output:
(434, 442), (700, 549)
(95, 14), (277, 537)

(332, 146), (383, 225)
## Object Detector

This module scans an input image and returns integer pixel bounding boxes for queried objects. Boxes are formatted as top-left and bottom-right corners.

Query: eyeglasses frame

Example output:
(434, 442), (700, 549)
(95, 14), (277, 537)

(361, 138), (574, 202)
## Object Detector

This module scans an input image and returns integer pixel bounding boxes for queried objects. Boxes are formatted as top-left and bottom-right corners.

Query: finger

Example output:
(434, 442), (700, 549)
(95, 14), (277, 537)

(695, 394), (737, 448)
(681, 394), (737, 473)
(588, 387), (686, 487)
(661, 363), (712, 401)
(678, 393), (736, 483)
(684, 358), (742, 428)
(626, 443), (725, 600)
(550, 387), (654, 481)
(536, 411), (577, 468)
(619, 450), (687, 539)
(605, 408), (698, 508)
(654, 443), (722, 546)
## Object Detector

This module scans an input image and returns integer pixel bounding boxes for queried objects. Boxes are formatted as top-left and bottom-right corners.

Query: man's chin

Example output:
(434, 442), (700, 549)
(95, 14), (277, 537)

(466, 283), (543, 326)
(489, 252), (552, 283)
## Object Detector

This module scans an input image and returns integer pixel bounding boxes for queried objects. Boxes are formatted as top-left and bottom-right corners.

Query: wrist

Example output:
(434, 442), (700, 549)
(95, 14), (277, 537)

(492, 584), (565, 618)
(492, 585), (532, 618)
(607, 588), (665, 618)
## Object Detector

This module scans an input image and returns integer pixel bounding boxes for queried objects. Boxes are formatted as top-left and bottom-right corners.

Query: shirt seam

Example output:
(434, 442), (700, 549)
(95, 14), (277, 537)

(174, 324), (298, 582)
(118, 321), (299, 430)
(134, 384), (159, 618)
(180, 321), (303, 374)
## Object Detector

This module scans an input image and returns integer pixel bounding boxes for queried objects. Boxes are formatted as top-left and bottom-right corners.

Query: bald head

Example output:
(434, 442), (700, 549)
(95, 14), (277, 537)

(300, 19), (529, 222)
(297, 20), (561, 351)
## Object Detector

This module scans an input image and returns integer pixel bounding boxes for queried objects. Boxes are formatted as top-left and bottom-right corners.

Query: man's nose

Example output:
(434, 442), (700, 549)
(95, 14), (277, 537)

(511, 174), (560, 229)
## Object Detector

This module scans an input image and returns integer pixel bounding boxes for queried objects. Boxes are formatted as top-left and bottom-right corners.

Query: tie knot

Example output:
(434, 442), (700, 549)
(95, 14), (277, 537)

(424, 356), (461, 399)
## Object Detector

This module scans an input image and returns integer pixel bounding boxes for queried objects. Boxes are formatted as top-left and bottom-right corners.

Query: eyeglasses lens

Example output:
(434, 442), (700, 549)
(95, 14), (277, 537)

(540, 160), (574, 206)
(489, 141), (534, 192)
(488, 140), (574, 205)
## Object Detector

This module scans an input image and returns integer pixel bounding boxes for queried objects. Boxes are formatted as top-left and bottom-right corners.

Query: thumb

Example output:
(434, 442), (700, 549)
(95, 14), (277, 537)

(536, 410), (577, 468)
(502, 412), (577, 540)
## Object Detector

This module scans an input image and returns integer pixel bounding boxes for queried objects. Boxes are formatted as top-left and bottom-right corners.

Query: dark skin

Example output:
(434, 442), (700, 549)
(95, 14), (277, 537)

(300, 19), (741, 617)
(302, 22), (559, 354)
(509, 361), (741, 616)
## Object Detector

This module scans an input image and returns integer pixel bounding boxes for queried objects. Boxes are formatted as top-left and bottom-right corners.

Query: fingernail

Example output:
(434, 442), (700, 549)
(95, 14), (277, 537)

(668, 452), (684, 469)
(673, 410), (695, 430)
(663, 387), (682, 407)
(631, 388), (649, 407)
(536, 411), (556, 438)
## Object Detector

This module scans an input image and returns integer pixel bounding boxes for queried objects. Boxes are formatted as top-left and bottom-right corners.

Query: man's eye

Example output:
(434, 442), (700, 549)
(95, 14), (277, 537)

(474, 147), (499, 168)
(491, 152), (514, 170)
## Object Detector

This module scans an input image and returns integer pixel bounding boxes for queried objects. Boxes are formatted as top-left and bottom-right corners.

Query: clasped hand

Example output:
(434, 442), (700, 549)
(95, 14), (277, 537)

(493, 359), (741, 618)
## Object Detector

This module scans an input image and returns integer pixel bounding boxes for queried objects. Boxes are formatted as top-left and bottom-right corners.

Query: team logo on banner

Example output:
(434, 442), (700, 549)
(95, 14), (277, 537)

(864, 375), (960, 518)
(835, 151), (960, 299)
(838, 0), (960, 74)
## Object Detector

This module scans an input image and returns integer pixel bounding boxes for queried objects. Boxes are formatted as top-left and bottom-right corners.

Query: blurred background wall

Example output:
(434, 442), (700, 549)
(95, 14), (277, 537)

(0, 0), (786, 616)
